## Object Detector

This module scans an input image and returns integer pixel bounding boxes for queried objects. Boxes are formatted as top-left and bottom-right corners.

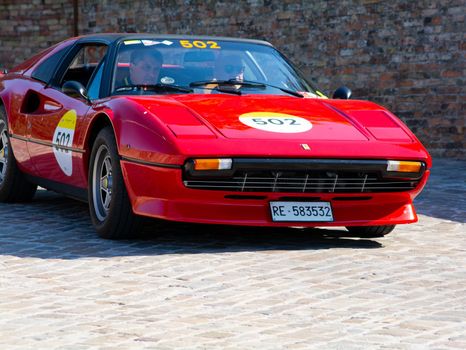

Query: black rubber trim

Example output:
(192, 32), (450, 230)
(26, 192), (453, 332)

(331, 196), (372, 201)
(224, 194), (267, 200)
(9, 133), (85, 154)
(9, 133), (28, 142)
(25, 174), (88, 202)
(121, 156), (181, 169)
(278, 196), (322, 201)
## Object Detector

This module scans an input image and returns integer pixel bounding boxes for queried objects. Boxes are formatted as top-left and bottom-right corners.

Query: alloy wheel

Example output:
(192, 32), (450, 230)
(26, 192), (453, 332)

(92, 145), (113, 221)
(0, 125), (9, 185)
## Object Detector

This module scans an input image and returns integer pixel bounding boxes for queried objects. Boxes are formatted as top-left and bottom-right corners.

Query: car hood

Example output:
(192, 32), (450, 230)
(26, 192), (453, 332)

(111, 94), (429, 165)
(168, 94), (369, 141)
(132, 94), (414, 143)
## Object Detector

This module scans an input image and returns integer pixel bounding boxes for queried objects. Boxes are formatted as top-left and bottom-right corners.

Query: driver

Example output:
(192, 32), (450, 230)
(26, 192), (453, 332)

(124, 48), (163, 85)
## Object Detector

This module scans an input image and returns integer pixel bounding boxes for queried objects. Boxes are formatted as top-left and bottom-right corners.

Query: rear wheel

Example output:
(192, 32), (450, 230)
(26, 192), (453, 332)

(88, 127), (141, 239)
(0, 107), (37, 202)
(346, 225), (395, 238)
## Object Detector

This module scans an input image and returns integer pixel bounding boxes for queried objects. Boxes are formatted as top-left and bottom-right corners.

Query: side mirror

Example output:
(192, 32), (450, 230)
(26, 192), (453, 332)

(333, 86), (352, 99)
(62, 81), (88, 101)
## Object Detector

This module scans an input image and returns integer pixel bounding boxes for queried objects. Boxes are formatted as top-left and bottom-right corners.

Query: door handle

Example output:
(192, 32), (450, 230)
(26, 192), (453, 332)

(43, 100), (63, 112)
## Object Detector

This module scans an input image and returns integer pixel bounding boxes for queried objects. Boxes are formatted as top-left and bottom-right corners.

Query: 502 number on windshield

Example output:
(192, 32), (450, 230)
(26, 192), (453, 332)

(180, 40), (221, 49)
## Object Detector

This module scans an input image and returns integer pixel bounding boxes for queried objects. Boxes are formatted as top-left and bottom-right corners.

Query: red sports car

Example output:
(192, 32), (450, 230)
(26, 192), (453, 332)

(0, 34), (431, 239)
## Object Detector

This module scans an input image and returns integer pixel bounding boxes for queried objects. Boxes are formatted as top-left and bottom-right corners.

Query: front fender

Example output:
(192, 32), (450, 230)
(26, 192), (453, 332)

(90, 98), (185, 166)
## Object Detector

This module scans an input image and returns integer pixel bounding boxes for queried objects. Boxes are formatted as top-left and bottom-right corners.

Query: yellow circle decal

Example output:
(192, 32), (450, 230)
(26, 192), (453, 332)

(53, 110), (77, 176)
(239, 112), (312, 133)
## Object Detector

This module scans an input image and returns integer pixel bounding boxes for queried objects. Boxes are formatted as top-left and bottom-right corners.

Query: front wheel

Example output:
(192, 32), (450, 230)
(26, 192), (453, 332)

(345, 225), (395, 238)
(88, 127), (141, 239)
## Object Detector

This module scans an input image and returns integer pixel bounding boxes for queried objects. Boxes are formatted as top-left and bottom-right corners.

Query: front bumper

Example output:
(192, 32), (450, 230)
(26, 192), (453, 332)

(121, 160), (430, 227)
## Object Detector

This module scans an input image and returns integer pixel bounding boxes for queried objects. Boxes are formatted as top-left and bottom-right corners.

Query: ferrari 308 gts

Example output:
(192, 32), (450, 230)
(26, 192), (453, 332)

(0, 34), (431, 239)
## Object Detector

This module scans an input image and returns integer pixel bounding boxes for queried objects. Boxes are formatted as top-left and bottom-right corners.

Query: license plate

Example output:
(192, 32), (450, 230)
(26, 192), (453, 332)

(270, 201), (334, 222)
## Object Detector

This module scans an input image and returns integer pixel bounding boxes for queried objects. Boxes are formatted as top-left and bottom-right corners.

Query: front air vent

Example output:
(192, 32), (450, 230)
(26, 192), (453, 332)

(20, 90), (41, 114)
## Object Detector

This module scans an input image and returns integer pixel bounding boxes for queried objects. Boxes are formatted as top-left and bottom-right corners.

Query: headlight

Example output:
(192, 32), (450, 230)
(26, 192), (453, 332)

(193, 158), (233, 170)
(387, 160), (422, 173)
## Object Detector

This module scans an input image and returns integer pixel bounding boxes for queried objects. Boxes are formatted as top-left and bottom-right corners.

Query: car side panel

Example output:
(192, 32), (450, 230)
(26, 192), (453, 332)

(0, 77), (38, 175)
(26, 85), (90, 188)
(0, 75), (93, 189)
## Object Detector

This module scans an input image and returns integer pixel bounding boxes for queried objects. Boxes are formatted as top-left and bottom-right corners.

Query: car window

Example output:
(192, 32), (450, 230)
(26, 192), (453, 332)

(59, 44), (107, 89)
(87, 60), (105, 100)
(31, 45), (72, 84)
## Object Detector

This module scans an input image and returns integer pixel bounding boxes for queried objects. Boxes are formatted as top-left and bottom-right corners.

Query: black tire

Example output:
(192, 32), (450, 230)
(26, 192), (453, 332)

(346, 225), (396, 238)
(0, 107), (37, 202)
(88, 127), (141, 239)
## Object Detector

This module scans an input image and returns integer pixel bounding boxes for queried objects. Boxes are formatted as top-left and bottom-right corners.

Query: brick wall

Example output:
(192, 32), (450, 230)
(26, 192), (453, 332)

(0, 1), (75, 64)
(0, 0), (464, 158)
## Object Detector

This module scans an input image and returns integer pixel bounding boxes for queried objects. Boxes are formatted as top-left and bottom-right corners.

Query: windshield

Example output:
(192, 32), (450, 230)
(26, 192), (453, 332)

(111, 38), (323, 97)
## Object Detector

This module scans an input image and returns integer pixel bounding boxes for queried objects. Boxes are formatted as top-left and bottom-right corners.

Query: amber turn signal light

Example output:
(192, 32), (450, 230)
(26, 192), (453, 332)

(387, 160), (422, 173)
(193, 158), (233, 170)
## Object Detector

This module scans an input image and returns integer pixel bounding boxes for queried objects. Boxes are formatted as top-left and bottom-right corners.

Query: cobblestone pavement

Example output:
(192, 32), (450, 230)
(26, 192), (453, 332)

(0, 158), (465, 349)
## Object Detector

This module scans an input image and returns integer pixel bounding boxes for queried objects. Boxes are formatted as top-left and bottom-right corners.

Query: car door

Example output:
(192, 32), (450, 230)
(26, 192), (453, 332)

(26, 43), (108, 189)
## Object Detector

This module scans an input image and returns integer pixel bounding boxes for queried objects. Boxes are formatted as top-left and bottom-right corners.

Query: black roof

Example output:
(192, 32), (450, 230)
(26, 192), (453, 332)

(75, 33), (273, 47)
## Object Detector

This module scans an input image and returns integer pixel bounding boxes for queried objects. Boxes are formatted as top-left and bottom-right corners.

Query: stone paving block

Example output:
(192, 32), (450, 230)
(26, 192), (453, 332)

(0, 158), (465, 349)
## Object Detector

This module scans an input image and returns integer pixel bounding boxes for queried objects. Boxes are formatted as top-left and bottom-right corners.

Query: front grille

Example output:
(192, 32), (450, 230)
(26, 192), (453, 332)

(183, 159), (424, 194)
(184, 171), (419, 193)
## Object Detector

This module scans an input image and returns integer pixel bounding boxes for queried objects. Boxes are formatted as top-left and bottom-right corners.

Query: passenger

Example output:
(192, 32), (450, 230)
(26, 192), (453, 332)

(214, 54), (244, 81)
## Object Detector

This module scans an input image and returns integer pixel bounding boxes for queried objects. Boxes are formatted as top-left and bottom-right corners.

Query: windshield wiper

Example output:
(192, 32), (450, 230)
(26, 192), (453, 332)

(115, 84), (193, 94)
(189, 80), (251, 95)
(189, 79), (304, 98)
(243, 80), (304, 98)
(190, 79), (266, 88)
